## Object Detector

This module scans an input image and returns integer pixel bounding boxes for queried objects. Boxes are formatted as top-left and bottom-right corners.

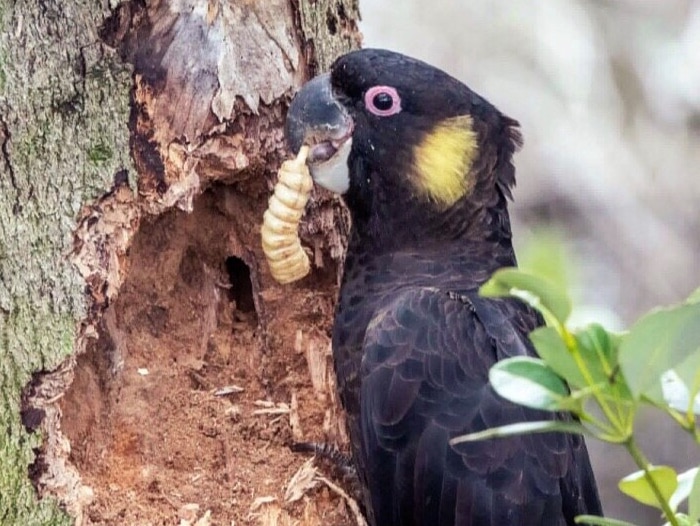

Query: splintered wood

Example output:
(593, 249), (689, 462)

(262, 146), (313, 284)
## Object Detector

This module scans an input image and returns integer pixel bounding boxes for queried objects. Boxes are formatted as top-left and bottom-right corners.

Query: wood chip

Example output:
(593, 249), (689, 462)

(289, 393), (303, 442)
(178, 503), (200, 522)
(252, 401), (290, 416)
(302, 334), (332, 401)
(214, 385), (245, 396)
(178, 504), (212, 526)
(249, 495), (276, 512)
(194, 510), (212, 526)
(284, 458), (318, 503)
(315, 475), (368, 526)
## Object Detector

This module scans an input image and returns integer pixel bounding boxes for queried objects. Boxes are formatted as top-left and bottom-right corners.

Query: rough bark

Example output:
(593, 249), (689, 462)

(0, 1), (360, 524)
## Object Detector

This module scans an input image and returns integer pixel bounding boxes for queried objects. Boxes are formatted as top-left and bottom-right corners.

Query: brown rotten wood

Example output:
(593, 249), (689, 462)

(1, 1), (359, 524)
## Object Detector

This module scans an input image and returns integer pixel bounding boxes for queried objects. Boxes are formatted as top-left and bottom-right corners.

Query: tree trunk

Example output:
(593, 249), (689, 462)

(0, 1), (360, 524)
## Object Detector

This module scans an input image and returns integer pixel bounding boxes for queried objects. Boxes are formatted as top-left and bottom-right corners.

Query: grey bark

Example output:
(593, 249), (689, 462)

(0, 2), (132, 523)
(0, 0), (359, 523)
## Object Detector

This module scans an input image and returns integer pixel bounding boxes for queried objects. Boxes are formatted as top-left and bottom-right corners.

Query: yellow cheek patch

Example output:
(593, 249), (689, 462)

(412, 115), (478, 208)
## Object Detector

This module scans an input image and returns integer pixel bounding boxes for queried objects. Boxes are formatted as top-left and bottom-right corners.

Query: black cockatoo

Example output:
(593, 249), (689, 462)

(285, 48), (602, 526)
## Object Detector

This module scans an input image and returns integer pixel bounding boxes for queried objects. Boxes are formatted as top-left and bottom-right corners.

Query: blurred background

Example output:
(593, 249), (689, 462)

(359, 0), (700, 524)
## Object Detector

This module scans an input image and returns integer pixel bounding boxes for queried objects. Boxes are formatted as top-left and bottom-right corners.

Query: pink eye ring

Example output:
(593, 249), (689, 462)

(364, 86), (402, 116)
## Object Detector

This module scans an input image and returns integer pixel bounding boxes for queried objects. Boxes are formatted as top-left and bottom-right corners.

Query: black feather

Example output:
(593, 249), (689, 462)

(315, 49), (602, 526)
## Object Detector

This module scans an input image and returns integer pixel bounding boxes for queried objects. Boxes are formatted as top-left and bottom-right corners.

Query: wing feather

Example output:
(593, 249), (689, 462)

(358, 286), (600, 525)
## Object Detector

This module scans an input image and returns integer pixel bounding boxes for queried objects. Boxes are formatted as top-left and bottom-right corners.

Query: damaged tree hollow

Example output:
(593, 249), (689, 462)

(2, 0), (361, 523)
(60, 187), (350, 525)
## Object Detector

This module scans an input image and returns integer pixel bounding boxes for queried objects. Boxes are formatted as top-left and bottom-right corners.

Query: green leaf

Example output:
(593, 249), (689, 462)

(450, 420), (586, 445)
(670, 467), (699, 512)
(618, 302), (700, 400)
(518, 228), (573, 294)
(480, 268), (572, 324)
(618, 466), (678, 509)
(489, 357), (571, 411)
(659, 370), (700, 415)
(686, 287), (700, 305)
(690, 467), (700, 524)
(531, 327), (586, 388)
(574, 324), (636, 422)
(643, 346), (700, 413)
(574, 515), (637, 526)
(665, 514), (696, 526)
(575, 323), (619, 383)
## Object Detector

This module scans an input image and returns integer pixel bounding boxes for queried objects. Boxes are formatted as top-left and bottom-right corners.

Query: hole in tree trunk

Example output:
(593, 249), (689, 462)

(225, 256), (256, 315)
(57, 186), (351, 525)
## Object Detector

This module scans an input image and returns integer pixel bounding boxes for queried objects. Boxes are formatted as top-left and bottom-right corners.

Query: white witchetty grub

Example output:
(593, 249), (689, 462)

(261, 146), (313, 284)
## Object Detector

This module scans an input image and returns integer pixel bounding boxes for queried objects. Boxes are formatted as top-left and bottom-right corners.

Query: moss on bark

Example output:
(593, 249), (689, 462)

(0, 1), (132, 522)
(0, 0), (362, 523)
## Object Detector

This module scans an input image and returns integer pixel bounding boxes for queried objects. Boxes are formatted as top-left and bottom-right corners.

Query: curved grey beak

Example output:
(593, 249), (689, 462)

(285, 74), (354, 161)
(284, 74), (354, 194)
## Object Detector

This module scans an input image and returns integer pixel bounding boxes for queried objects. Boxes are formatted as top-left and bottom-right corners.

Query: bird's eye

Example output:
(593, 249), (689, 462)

(373, 92), (393, 110)
(364, 86), (401, 117)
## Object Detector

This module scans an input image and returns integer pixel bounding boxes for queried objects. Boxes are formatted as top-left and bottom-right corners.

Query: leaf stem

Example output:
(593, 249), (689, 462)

(624, 437), (679, 526)
(559, 323), (626, 436)
(687, 378), (700, 434)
